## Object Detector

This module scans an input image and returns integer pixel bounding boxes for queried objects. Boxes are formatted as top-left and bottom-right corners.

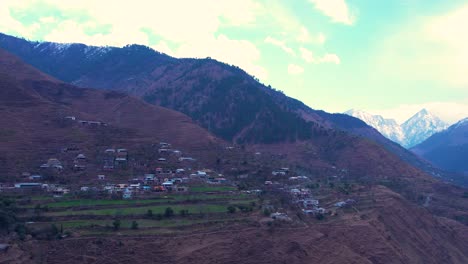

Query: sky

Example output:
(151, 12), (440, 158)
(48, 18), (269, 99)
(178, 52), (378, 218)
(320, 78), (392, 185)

(1, 0), (467, 124)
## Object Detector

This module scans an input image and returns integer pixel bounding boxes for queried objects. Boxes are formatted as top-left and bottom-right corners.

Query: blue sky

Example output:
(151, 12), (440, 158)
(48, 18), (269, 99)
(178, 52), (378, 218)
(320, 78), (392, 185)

(1, 0), (467, 123)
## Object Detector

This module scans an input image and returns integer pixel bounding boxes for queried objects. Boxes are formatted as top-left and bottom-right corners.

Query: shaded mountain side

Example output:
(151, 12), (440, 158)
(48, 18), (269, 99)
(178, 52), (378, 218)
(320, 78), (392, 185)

(10, 186), (468, 264)
(0, 33), (440, 180)
(412, 119), (468, 180)
(0, 48), (221, 178)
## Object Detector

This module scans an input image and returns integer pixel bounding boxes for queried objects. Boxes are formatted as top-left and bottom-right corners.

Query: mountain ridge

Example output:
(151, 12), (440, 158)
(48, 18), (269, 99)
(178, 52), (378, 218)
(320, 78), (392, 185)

(345, 108), (448, 148)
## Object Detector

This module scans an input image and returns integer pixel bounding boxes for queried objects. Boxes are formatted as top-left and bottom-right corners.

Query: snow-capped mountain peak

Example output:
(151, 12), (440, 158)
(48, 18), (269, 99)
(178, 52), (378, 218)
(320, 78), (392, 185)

(345, 109), (449, 148)
(345, 109), (405, 145)
(402, 109), (448, 148)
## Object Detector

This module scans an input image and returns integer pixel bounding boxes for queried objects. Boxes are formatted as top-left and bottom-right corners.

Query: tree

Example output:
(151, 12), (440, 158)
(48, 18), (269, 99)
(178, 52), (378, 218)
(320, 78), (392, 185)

(179, 209), (189, 217)
(227, 206), (236, 214)
(131, 221), (138, 230)
(164, 207), (174, 218)
(146, 209), (153, 218)
(113, 219), (121, 231)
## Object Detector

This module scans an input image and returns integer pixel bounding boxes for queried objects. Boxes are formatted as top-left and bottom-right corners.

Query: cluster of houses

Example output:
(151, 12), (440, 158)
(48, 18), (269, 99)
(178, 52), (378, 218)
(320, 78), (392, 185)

(9, 183), (70, 197)
(64, 116), (107, 126)
(39, 158), (63, 170)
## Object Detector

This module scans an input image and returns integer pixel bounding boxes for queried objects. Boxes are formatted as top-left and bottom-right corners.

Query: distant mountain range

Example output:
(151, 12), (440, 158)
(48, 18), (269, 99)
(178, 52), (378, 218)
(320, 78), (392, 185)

(345, 109), (448, 148)
(412, 118), (468, 175)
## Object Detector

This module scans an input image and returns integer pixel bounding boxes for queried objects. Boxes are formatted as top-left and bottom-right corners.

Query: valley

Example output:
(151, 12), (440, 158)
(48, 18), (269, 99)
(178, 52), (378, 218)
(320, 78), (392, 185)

(0, 33), (467, 264)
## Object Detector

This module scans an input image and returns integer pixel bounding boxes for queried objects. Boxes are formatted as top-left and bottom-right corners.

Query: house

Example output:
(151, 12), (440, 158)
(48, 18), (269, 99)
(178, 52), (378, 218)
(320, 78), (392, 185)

(158, 158), (167, 162)
(176, 186), (189, 192)
(197, 171), (207, 177)
(160, 142), (171, 148)
(14, 183), (42, 189)
(155, 167), (163, 174)
(129, 183), (141, 190)
(264, 181), (273, 185)
(80, 186), (90, 192)
(144, 174), (155, 182)
(76, 154), (86, 160)
(105, 148), (116, 154)
(52, 187), (70, 196)
(0, 244), (10, 253)
(73, 164), (86, 171)
(303, 207), (326, 215)
(334, 201), (346, 207)
(303, 199), (319, 208)
(122, 188), (132, 199)
(172, 178), (183, 184)
(98, 175), (106, 180)
(115, 184), (128, 190)
(64, 116), (76, 121)
(153, 185), (165, 192)
(179, 157), (195, 162)
(270, 212), (292, 221)
(290, 188), (301, 195)
(162, 181), (174, 190)
(29, 175), (42, 181)
(176, 169), (185, 174)
(272, 171), (286, 176)
(46, 158), (63, 170)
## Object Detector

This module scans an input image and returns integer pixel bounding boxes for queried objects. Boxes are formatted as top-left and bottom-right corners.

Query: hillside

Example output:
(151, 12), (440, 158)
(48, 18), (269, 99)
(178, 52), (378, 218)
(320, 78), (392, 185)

(0, 48), (221, 179)
(0, 33), (438, 179)
(412, 118), (468, 177)
(5, 186), (468, 264)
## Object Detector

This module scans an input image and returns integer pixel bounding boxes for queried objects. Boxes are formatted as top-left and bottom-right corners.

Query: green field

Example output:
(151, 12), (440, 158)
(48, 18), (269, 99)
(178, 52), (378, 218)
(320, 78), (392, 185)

(34, 193), (248, 209)
(189, 186), (237, 192)
(47, 203), (235, 216)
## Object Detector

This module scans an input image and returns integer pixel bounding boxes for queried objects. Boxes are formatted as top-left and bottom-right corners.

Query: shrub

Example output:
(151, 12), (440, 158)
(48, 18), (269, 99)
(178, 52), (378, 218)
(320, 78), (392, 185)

(227, 206), (236, 214)
(112, 219), (121, 231)
(164, 207), (174, 218)
(131, 221), (138, 230)
(146, 209), (153, 218)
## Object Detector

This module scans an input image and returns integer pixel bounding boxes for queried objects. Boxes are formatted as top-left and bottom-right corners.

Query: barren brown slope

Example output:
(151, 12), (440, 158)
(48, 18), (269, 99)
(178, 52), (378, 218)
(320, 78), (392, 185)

(8, 186), (468, 264)
(0, 48), (221, 179)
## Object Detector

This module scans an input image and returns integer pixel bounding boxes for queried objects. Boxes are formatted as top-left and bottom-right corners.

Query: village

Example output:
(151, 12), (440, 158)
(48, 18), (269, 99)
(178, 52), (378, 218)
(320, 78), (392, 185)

(0, 117), (362, 238)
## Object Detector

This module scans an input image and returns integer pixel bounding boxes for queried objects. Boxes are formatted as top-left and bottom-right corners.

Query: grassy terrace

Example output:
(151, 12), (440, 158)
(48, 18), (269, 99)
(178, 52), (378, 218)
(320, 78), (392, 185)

(35, 194), (249, 209)
(32, 217), (247, 230)
(46, 200), (255, 217)
(189, 186), (237, 192)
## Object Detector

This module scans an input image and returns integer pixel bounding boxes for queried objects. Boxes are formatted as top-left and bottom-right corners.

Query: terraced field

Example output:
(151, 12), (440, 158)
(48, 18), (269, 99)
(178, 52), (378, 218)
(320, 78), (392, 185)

(22, 185), (260, 236)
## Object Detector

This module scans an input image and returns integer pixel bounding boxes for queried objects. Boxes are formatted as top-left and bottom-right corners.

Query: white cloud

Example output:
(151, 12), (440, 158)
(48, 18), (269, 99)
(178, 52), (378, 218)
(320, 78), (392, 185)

(320, 53), (341, 64)
(376, 4), (468, 88)
(300, 47), (341, 64)
(369, 101), (468, 125)
(176, 34), (268, 81)
(297, 26), (326, 44)
(264, 36), (295, 56)
(309, 0), (355, 25)
(0, 0), (269, 82)
(287, 64), (304, 75)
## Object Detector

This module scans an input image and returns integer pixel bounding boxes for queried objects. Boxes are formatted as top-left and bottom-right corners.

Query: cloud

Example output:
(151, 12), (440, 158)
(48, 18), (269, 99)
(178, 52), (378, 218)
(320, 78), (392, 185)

(0, 0), (268, 81)
(287, 64), (304, 75)
(297, 27), (326, 44)
(264, 36), (295, 55)
(376, 3), (468, 88)
(309, 0), (355, 25)
(369, 101), (468, 125)
(176, 34), (268, 81)
(300, 47), (341, 64)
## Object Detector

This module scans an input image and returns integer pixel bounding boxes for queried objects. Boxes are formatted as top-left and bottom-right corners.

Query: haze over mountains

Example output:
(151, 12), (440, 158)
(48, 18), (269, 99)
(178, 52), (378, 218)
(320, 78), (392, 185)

(345, 109), (449, 148)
